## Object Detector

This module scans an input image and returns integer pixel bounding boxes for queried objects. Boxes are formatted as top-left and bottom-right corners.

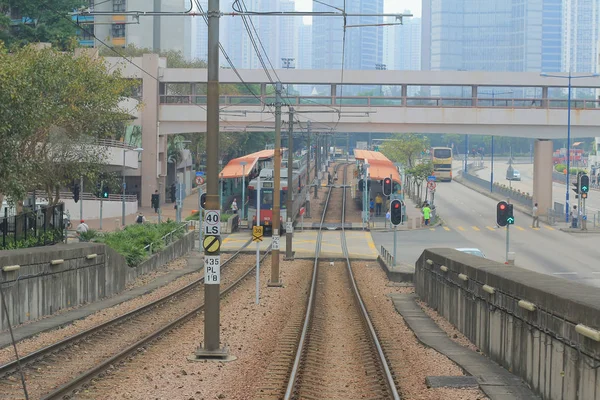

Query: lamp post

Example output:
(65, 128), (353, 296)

(541, 72), (599, 222)
(122, 147), (143, 226)
(240, 161), (247, 220)
(220, 172), (224, 211)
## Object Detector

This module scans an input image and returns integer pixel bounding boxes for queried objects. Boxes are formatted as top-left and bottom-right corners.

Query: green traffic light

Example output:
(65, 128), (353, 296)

(507, 217), (514, 224)
(582, 186), (588, 191)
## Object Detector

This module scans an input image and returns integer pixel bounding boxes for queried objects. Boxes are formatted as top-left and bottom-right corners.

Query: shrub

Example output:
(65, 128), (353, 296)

(95, 221), (186, 267)
(555, 163), (567, 173)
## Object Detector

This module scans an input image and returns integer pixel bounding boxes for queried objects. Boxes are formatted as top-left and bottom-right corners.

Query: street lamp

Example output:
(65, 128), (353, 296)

(122, 147), (144, 226)
(240, 161), (247, 220)
(541, 72), (599, 222)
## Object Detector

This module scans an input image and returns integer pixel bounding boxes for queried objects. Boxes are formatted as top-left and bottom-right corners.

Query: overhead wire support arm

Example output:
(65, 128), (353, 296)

(72, 10), (412, 19)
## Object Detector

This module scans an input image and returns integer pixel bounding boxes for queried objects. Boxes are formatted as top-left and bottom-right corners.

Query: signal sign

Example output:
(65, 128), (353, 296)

(382, 178), (392, 196)
(390, 199), (402, 226)
(496, 201), (514, 226)
(581, 174), (589, 194)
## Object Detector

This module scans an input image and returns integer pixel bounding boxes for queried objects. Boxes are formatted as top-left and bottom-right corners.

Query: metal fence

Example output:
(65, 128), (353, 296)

(1, 203), (65, 250)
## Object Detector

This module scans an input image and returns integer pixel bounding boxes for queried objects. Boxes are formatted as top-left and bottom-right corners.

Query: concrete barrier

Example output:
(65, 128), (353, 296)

(415, 248), (600, 400)
(0, 232), (195, 331)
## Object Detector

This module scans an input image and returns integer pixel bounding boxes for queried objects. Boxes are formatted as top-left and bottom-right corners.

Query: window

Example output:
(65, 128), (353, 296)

(113, 0), (126, 12)
(112, 23), (125, 38)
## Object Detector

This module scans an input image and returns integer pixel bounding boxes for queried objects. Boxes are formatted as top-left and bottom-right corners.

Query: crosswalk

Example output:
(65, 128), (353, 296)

(430, 224), (556, 232)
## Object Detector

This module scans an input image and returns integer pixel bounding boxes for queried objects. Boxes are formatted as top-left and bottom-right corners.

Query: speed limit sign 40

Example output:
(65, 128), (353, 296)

(427, 181), (436, 191)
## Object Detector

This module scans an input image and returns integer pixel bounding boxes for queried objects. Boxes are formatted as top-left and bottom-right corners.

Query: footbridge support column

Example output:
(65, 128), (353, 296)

(533, 139), (553, 217)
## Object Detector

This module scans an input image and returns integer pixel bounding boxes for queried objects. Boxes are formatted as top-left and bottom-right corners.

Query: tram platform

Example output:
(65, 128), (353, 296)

(221, 230), (379, 260)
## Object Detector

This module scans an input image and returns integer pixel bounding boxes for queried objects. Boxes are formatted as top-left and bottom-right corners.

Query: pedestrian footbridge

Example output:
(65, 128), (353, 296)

(107, 54), (600, 138)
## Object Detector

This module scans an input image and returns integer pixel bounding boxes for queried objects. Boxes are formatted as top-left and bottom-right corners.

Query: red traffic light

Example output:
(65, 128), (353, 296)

(394, 203), (400, 209)
(384, 178), (391, 184)
(499, 204), (506, 210)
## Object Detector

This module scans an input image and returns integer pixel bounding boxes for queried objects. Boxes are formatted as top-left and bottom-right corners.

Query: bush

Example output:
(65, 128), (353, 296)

(555, 163), (567, 173)
(95, 221), (186, 267)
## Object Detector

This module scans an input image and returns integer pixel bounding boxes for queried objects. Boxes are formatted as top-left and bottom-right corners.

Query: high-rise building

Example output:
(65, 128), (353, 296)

(563, 0), (599, 73)
(190, 1), (208, 62)
(81, 0), (190, 54)
(383, 13), (421, 71)
(296, 23), (312, 70)
(312, 0), (384, 71)
(421, 0), (571, 74)
(221, 0), (296, 69)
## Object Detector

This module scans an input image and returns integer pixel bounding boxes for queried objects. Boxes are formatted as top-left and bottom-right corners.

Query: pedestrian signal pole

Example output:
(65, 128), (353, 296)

(390, 199), (402, 266)
(497, 201), (514, 263)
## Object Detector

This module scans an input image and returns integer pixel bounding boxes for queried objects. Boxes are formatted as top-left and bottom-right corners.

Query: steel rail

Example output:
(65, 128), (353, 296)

(283, 170), (333, 400)
(0, 238), (253, 378)
(42, 243), (272, 400)
(339, 165), (401, 400)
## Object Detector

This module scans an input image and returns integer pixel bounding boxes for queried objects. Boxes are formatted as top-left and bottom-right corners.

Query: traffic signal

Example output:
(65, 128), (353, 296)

(572, 181), (580, 194)
(496, 201), (509, 227)
(382, 178), (392, 196)
(72, 184), (80, 203)
(102, 185), (109, 199)
(506, 204), (514, 225)
(580, 174), (589, 194)
(582, 192), (588, 199)
(390, 199), (402, 226)
(200, 193), (207, 209)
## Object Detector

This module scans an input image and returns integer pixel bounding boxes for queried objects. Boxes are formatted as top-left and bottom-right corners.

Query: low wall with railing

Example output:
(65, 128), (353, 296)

(416, 248), (600, 400)
(459, 170), (533, 208)
(0, 229), (195, 331)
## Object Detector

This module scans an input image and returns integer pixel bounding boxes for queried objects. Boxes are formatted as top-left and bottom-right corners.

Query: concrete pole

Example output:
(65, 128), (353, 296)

(566, 74), (572, 222)
(490, 136), (494, 192)
(195, 0), (226, 359)
(306, 122), (311, 188)
(314, 134), (319, 199)
(241, 162), (246, 220)
(270, 82), (283, 287)
(121, 150), (126, 226)
(286, 108), (294, 260)
(346, 133), (349, 162)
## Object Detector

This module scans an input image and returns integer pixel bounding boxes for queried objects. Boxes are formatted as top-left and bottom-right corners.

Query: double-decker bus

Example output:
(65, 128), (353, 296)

(431, 147), (452, 182)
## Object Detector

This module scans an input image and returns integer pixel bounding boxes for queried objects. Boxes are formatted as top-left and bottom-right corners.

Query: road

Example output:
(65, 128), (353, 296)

(473, 161), (600, 216)
(373, 167), (600, 288)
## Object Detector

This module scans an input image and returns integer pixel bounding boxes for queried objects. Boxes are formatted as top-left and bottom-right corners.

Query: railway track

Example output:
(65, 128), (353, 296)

(281, 163), (400, 399)
(0, 239), (270, 400)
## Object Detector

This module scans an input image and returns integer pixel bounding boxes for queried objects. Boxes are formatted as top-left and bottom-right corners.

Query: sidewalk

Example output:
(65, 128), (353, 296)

(368, 195), (430, 231)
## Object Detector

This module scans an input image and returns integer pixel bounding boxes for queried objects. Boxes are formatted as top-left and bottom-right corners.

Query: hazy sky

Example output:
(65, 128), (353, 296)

(294, 0), (422, 22)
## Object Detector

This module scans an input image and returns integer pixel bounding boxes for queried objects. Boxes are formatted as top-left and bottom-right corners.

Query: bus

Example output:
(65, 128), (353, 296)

(431, 147), (452, 182)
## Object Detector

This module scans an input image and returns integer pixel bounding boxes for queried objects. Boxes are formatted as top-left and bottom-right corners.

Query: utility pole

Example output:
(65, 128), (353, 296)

(270, 82), (283, 287)
(194, 0), (228, 361)
(306, 121), (311, 188)
(285, 107), (294, 260)
(314, 133), (319, 199)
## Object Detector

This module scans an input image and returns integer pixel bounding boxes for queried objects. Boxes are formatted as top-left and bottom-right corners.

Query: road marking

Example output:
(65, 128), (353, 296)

(515, 226), (525, 231)
(592, 272), (600, 275)
(532, 227), (540, 231)
(365, 232), (376, 250)
(486, 226), (495, 231)
(457, 226), (465, 231)
(472, 226), (480, 231)
(443, 226), (450, 231)
(552, 272), (578, 275)
(543, 226), (555, 231)
(430, 228), (436, 231)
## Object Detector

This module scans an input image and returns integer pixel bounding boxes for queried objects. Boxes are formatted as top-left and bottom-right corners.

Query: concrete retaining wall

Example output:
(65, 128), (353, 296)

(415, 248), (600, 400)
(0, 232), (195, 330)
(461, 171), (533, 208)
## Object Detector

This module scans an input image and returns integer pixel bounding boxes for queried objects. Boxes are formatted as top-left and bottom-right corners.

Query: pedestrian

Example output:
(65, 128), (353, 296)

(375, 193), (383, 216)
(422, 202), (431, 226)
(76, 219), (89, 242)
(136, 212), (146, 224)
(152, 190), (160, 213)
(334, 171), (338, 181)
(369, 198), (375, 220)
(532, 202), (540, 228)
(570, 205), (579, 228)
(231, 198), (238, 214)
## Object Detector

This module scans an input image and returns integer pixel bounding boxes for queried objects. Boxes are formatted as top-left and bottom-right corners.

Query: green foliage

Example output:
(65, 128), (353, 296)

(95, 221), (186, 267)
(0, 230), (62, 250)
(78, 229), (98, 242)
(408, 161), (434, 182)
(381, 134), (430, 168)
(555, 163), (567, 173)
(99, 44), (207, 68)
(0, 43), (137, 203)
(0, 0), (86, 50)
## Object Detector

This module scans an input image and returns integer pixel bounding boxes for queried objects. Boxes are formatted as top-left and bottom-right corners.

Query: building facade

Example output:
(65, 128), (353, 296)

(77, 0), (190, 54)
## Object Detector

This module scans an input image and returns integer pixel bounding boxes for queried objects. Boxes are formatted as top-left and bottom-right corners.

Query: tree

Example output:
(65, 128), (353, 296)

(0, 43), (137, 206)
(0, 0), (86, 50)
(381, 134), (430, 168)
(407, 161), (434, 203)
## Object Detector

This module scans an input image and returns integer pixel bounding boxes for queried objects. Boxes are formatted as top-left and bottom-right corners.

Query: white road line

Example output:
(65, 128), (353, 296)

(592, 272), (600, 275)
(552, 272), (578, 275)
